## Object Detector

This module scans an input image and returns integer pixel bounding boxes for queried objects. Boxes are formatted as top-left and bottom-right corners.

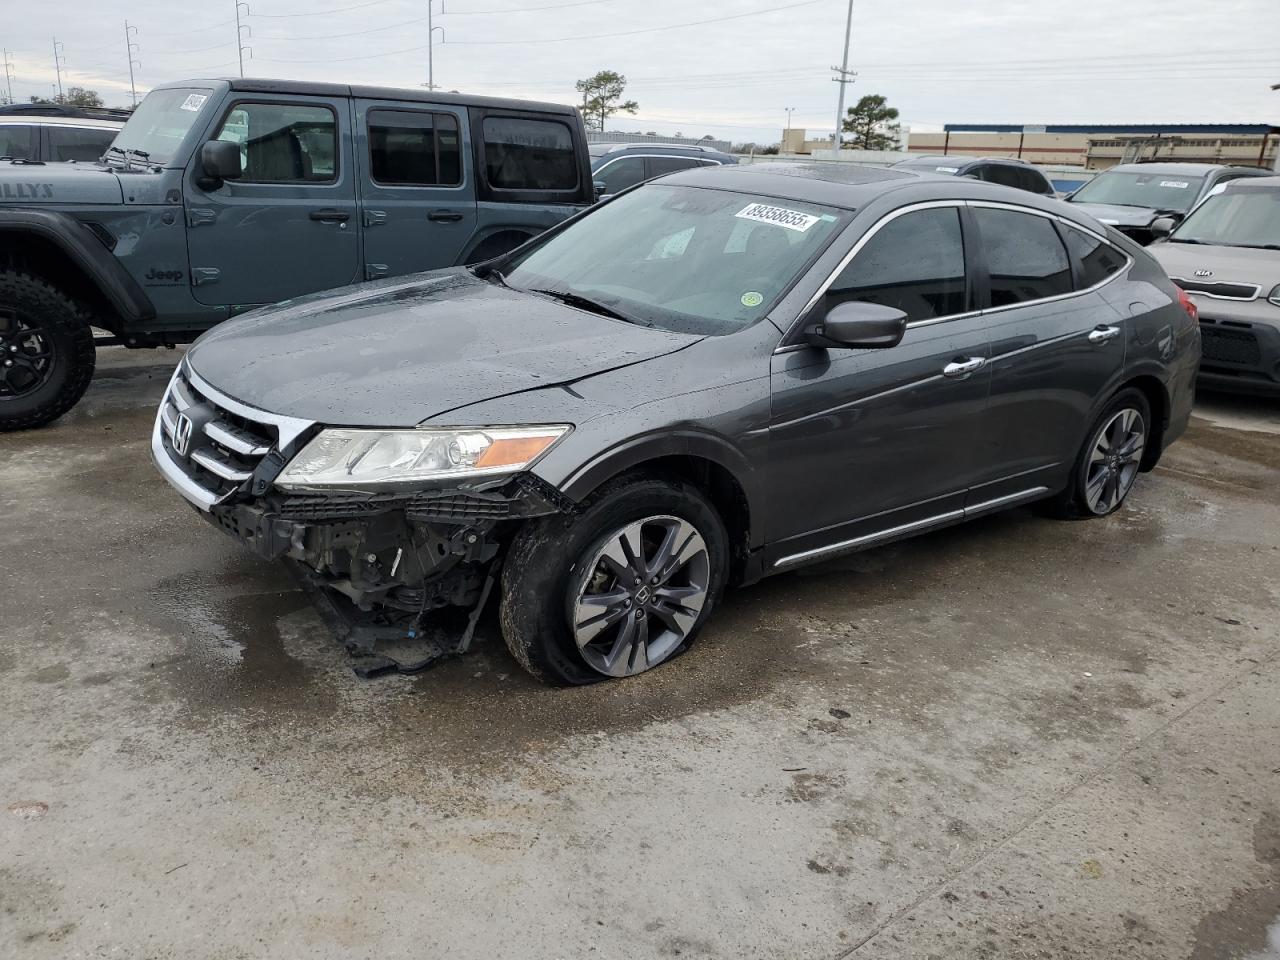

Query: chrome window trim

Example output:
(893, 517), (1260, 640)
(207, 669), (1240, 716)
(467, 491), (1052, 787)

(775, 198), (1133, 354)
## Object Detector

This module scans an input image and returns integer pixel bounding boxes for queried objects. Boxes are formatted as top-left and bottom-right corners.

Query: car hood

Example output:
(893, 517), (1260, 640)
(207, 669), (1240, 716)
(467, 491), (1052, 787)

(1067, 201), (1162, 228)
(0, 161), (123, 205)
(186, 270), (704, 427)
(1147, 241), (1280, 289)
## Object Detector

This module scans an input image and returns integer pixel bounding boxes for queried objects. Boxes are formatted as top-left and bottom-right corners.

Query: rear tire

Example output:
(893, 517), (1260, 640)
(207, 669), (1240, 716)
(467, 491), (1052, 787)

(499, 475), (729, 685)
(0, 271), (96, 432)
(1045, 387), (1150, 520)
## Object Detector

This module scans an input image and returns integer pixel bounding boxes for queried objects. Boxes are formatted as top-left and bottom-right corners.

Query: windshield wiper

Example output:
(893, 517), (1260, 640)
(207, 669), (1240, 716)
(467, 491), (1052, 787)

(529, 288), (634, 323)
(1168, 237), (1205, 244)
(103, 145), (155, 168)
(1230, 243), (1280, 251)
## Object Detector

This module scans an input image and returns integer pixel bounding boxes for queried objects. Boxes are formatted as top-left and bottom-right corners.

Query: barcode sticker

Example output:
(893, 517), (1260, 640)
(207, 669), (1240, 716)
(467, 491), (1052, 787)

(1159, 180), (1190, 189)
(735, 202), (820, 232)
(180, 94), (208, 112)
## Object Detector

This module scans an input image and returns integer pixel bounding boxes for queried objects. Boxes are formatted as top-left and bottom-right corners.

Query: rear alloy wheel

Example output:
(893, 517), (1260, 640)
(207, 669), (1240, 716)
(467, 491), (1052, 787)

(570, 515), (711, 678)
(1083, 407), (1146, 515)
(1047, 387), (1151, 519)
(0, 271), (96, 432)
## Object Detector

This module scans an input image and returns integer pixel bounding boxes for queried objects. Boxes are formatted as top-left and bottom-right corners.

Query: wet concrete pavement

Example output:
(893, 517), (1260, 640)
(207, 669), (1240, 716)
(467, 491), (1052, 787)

(2, 348), (1278, 959)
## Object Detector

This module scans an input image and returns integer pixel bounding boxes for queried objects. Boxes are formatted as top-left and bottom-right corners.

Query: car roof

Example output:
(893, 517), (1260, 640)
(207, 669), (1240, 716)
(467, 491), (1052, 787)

(593, 142), (726, 154)
(1221, 175), (1280, 191)
(0, 114), (123, 129)
(0, 103), (131, 121)
(658, 161), (1076, 216)
(1103, 162), (1267, 175)
(896, 154), (1035, 167)
(152, 77), (580, 117)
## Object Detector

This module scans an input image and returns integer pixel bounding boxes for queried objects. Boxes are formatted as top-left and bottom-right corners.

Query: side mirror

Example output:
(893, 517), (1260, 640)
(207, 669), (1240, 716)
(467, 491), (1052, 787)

(592, 179), (608, 200)
(198, 139), (242, 188)
(806, 301), (908, 349)
(1149, 216), (1177, 239)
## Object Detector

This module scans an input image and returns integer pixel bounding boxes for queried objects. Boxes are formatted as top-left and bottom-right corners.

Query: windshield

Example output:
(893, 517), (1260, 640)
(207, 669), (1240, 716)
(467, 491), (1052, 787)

(499, 183), (847, 335)
(1170, 187), (1280, 249)
(107, 88), (211, 165)
(1069, 171), (1206, 212)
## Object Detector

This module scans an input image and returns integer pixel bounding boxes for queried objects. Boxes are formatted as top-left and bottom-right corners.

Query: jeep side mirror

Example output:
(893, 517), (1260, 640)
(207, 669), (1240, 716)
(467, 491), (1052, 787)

(198, 140), (242, 188)
(806, 300), (908, 349)
(592, 179), (608, 200)
(1149, 216), (1177, 239)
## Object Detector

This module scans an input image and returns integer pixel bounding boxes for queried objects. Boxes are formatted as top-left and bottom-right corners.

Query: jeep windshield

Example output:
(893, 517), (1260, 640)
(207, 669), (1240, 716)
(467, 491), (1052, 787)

(1170, 186), (1280, 249)
(496, 183), (847, 336)
(1069, 171), (1206, 213)
(105, 88), (212, 166)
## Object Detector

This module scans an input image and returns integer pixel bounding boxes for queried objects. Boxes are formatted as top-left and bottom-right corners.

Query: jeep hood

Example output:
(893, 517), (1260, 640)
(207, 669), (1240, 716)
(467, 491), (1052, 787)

(0, 162), (123, 205)
(1067, 201), (1161, 229)
(186, 270), (704, 427)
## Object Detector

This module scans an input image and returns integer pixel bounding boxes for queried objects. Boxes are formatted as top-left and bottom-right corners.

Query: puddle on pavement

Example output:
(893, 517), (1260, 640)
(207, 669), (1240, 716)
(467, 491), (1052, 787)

(1190, 810), (1280, 960)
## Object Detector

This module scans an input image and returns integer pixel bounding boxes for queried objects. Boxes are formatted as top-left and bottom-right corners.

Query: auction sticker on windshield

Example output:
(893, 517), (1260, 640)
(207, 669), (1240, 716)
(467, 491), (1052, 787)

(180, 94), (208, 112)
(1159, 180), (1190, 189)
(736, 202), (820, 232)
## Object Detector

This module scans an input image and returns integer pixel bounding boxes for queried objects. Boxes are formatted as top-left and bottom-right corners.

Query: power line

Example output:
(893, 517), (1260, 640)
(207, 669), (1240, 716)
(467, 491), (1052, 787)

(249, 0), (402, 18)
(443, 0), (824, 44)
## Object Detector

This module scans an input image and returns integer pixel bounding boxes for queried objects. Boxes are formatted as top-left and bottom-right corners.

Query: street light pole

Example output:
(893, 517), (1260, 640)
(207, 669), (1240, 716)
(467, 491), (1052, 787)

(427, 1), (445, 91)
(785, 107), (796, 130)
(831, 0), (855, 151)
(1271, 83), (1279, 171)
(52, 37), (64, 101)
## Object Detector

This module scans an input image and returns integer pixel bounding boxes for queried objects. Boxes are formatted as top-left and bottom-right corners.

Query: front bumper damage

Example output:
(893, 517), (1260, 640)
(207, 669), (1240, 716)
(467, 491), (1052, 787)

(205, 474), (574, 676)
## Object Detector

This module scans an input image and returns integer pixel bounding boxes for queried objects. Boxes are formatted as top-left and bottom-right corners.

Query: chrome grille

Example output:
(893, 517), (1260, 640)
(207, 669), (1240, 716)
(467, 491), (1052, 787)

(151, 363), (314, 511)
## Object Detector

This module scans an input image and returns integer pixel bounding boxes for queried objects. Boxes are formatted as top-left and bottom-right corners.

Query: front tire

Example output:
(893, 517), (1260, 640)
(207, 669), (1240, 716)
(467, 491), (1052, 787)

(0, 271), (96, 432)
(1049, 387), (1151, 519)
(500, 475), (729, 685)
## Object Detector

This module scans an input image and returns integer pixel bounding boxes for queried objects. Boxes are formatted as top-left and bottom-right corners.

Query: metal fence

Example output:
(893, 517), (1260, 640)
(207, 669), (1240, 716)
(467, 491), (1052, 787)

(586, 131), (733, 153)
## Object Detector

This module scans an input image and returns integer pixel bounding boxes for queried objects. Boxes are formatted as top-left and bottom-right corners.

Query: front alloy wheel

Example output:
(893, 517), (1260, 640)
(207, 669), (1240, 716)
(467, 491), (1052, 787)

(570, 516), (711, 678)
(1084, 407), (1145, 515)
(0, 310), (56, 400)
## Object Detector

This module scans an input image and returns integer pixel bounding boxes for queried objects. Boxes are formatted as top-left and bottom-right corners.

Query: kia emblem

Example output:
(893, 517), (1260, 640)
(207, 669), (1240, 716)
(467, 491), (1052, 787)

(1193, 269), (1213, 277)
(173, 413), (194, 457)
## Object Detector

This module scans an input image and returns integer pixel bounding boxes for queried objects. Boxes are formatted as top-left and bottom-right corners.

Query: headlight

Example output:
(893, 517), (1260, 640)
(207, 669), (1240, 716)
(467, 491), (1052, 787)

(275, 425), (571, 492)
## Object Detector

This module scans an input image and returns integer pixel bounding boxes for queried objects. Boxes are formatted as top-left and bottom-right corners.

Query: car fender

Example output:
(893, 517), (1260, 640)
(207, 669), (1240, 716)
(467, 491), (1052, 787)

(0, 208), (155, 323)
(553, 426), (766, 549)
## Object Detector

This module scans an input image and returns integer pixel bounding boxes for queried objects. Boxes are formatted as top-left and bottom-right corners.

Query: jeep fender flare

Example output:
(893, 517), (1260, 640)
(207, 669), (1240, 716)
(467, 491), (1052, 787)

(0, 208), (155, 328)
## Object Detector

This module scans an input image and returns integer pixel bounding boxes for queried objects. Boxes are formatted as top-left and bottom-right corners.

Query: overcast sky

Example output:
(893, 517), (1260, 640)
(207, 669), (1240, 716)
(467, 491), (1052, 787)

(5, 0), (1278, 142)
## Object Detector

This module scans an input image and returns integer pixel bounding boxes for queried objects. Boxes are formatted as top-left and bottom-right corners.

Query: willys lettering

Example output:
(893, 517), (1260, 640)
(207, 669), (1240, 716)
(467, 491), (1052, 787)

(0, 183), (55, 200)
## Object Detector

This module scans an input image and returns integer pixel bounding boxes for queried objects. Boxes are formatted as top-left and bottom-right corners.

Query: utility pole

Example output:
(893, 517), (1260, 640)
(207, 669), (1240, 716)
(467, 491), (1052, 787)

(235, 2), (252, 78)
(52, 36), (64, 101)
(124, 21), (141, 109)
(785, 107), (795, 130)
(831, 0), (855, 152)
(2, 50), (15, 106)
(427, 0), (445, 91)
(1271, 83), (1280, 171)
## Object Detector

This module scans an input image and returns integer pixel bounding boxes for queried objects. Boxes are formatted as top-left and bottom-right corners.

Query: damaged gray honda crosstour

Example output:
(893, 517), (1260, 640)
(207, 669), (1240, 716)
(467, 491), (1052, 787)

(152, 162), (1200, 685)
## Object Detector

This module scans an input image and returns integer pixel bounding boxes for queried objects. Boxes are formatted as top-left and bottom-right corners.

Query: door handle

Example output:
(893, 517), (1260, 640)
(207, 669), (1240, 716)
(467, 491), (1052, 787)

(309, 209), (350, 223)
(427, 210), (464, 223)
(942, 356), (986, 379)
(1088, 324), (1121, 345)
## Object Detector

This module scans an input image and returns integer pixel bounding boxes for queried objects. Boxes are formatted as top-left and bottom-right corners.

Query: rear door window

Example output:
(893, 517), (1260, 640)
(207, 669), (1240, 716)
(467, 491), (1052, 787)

(974, 207), (1073, 306)
(482, 116), (578, 190)
(646, 156), (701, 178)
(367, 109), (461, 186)
(1017, 167), (1051, 194)
(0, 124), (35, 159)
(1062, 226), (1127, 289)
(45, 125), (117, 162)
(978, 164), (1023, 189)
(828, 206), (968, 322)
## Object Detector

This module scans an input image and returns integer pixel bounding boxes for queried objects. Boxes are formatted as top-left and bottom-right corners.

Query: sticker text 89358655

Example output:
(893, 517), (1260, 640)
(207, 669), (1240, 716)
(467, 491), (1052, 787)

(735, 202), (820, 233)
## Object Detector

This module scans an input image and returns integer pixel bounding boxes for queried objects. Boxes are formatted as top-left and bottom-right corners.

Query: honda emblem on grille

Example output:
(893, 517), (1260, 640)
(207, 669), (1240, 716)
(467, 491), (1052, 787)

(173, 413), (194, 457)
(1194, 269), (1213, 277)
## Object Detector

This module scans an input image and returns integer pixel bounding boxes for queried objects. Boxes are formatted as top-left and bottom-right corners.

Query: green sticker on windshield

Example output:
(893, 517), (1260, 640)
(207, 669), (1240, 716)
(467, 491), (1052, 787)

(741, 291), (764, 308)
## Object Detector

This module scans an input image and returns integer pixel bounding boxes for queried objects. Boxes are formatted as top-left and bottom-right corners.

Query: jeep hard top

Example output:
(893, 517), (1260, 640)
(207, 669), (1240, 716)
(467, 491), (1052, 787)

(0, 77), (594, 430)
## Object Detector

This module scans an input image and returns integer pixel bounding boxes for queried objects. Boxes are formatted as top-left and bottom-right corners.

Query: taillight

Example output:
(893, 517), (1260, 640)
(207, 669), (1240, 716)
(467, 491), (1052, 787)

(1177, 287), (1198, 322)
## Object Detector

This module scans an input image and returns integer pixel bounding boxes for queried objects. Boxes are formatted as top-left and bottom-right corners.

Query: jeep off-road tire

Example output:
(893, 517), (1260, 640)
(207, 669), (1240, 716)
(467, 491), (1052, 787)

(0, 271), (97, 432)
(499, 475), (729, 686)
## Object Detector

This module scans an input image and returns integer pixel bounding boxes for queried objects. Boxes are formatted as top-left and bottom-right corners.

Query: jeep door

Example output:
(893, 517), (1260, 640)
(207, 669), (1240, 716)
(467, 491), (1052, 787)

(354, 99), (477, 280)
(766, 203), (993, 566)
(185, 94), (360, 308)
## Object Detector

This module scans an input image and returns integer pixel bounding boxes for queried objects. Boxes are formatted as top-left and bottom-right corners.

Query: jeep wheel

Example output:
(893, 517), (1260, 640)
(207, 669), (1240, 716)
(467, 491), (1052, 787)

(0, 271), (96, 432)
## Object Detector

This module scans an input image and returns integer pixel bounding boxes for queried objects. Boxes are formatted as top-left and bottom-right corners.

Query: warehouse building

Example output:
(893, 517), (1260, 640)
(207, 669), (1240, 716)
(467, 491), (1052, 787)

(906, 124), (1279, 170)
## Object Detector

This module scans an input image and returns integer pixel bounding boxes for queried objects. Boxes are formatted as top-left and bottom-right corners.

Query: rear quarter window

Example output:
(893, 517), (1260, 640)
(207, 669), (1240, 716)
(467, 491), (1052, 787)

(1062, 226), (1127, 289)
(482, 116), (578, 191)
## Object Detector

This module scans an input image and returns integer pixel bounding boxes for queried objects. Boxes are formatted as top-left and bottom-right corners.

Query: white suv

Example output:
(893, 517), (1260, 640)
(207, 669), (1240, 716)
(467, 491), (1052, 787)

(0, 105), (126, 163)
